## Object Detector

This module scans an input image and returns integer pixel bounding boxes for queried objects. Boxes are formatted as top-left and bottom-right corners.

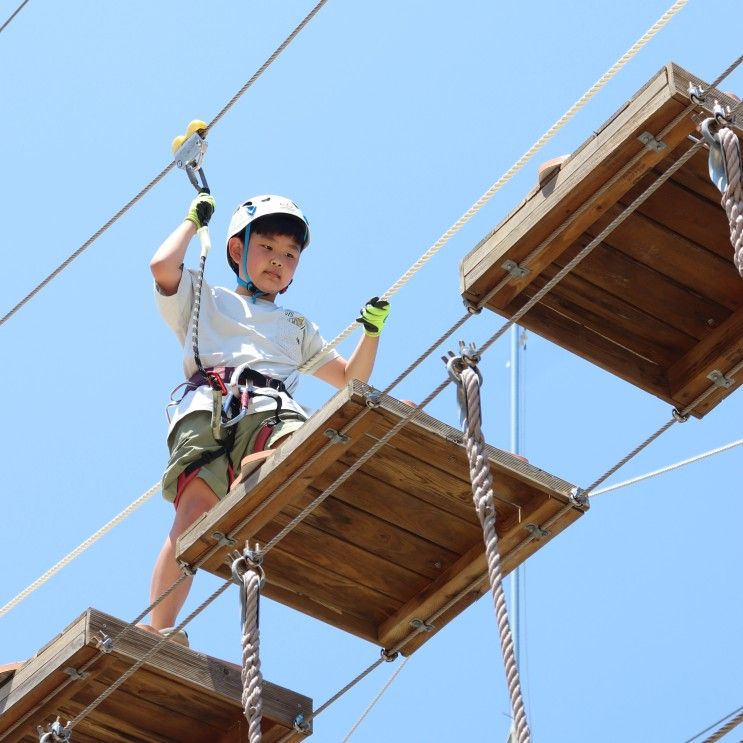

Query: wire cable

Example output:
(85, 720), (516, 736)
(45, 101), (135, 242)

(683, 705), (743, 743)
(297, 0), (690, 372)
(590, 438), (743, 497)
(0, 0), (29, 35)
(341, 657), (411, 742)
(0, 0), (330, 328)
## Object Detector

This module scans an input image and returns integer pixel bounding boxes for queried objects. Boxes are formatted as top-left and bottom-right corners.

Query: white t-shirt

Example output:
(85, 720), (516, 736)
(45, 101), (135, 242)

(156, 269), (339, 433)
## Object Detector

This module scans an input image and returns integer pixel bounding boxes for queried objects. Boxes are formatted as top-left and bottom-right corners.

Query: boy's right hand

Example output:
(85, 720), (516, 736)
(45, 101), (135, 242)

(185, 192), (216, 229)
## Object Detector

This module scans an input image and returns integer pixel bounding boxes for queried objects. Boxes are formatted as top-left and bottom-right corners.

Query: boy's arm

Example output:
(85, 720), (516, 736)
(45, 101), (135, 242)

(150, 221), (196, 295)
(313, 334), (379, 388)
(150, 194), (215, 295)
(312, 298), (389, 388)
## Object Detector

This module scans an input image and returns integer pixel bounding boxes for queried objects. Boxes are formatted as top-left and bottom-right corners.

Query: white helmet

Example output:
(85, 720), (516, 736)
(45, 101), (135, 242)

(226, 194), (310, 275)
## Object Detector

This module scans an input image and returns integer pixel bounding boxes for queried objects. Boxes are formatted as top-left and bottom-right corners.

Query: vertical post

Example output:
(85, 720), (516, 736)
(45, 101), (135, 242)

(508, 324), (523, 742)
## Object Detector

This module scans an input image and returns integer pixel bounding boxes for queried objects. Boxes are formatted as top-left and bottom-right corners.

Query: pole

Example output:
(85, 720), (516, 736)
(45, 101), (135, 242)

(508, 324), (523, 742)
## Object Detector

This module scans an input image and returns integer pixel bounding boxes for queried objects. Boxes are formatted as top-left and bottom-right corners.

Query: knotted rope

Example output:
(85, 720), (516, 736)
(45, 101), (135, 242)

(233, 550), (265, 743)
(446, 346), (530, 743)
(719, 126), (743, 276)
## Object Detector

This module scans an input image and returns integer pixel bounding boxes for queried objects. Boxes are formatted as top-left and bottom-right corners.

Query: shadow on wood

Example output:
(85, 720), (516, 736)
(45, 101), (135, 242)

(177, 381), (585, 656)
(460, 62), (743, 418)
(0, 608), (311, 742)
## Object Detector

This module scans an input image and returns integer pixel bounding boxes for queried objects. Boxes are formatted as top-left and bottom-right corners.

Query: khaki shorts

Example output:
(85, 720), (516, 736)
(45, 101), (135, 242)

(162, 408), (306, 504)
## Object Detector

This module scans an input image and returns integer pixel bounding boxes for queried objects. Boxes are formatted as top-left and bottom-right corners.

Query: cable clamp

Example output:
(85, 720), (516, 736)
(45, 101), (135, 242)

(672, 408), (690, 423)
(700, 116), (738, 193)
(688, 82), (706, 106)
(179, 560), (197, 577)
(231, 547), (266, 589)
(63, 666), (89, 681)
(381, 648), (399, 662)
(364, 389), (382, 409)
(212, 531), (237, 548)
(94, 631), (113, 654)
(638, 131), (667, 153)
(38, 717), (71, 743)
(707, 369), (734, 389)
(525, 523), (549, 539)
(292, 714), (312, 734)
(324, 427), (351, 444)
(502, 259), (530, 279)
(463, 297), (483, 315)
(410, 617), (435, 633)
(569, 487), (590, 509)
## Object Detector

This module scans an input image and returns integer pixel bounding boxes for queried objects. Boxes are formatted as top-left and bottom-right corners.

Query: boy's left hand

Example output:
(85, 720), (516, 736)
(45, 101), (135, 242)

(356, 297), (390, 337)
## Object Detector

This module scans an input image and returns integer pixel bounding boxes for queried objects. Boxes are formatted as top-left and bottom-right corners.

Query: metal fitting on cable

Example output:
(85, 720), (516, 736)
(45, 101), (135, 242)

(231, 547), (266, 589)
(179, 560), (197, 577)
(292, 714), (311, 734)
(37, 718), (71, 743)
(688, 82), (706, 106)
(570, 487), (590, 509)
(409, 617), (435, 632)
(463, 297), (482, 315)
(381, 648), (399, 662)
(364, 390), (382, 409)
(94, 631), (113, 654)
(672, 408), (690, 423)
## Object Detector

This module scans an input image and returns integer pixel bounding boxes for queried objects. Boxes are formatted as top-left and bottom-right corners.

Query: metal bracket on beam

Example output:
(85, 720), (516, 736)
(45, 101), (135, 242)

(502, 259), (530, 279)
(63, 666), (89, 681)
(94, 631), (113, 654)
(638, 131), (667, 153)
(525, 523), (549, 539)
(410, 617), (435, 632)
(324, 428), (351, 444)
(212, 531), (237, 548)
(570, 487), (590, 509)
(707, 369), (734, 389)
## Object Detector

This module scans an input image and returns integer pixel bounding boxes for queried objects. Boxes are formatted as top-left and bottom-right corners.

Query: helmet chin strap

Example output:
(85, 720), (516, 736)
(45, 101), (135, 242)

(235, 225), (269, 304)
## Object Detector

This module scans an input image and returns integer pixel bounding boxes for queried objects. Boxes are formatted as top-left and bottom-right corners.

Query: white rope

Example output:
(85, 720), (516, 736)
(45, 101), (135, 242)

(298, 0), (689, 372)
(0, 482), (160, 619)
(590, 438), (743, 497)
(341, 657), (411, 742)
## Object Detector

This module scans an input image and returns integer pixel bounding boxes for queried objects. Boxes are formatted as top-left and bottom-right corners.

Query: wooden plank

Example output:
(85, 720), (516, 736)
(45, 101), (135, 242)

(593, 202), (742, 311)
(178, 386), (378, 573)
(258, 505), (430, 602)
(667, 305), (743, 411)
(462, 70), (697, 309)
(621, 174), (732, 261)
(529, 263), (696, 364)
(0, 609), (312, 743)
(263, 548), (401, 627)
(557, 236), (731, 340)
(312, 465), (481, 556)
(377, 492), (582, 653)
(292, 483), (460, 578)
(506, 296), (670, 398)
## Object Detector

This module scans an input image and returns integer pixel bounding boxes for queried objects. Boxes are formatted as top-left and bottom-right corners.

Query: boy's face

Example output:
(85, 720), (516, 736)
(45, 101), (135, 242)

(229, 231), (302, 299)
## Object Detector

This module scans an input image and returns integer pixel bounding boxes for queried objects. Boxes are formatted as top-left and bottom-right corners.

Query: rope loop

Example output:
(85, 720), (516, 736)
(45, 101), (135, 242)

(231, 547), (266, 589)
(381, 648), (399, 662)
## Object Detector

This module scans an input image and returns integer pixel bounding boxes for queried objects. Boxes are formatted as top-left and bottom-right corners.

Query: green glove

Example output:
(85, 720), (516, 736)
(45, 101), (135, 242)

(185, 192), (216, 229)
(356, 296), (390, 337)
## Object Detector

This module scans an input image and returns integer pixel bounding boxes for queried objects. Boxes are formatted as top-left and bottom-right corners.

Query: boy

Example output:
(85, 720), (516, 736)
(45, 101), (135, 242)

(143, 193), (389, 643)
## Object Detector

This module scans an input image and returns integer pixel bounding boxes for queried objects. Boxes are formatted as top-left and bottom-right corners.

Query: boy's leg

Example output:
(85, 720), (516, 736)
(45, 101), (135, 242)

(148, 477), (219, 631)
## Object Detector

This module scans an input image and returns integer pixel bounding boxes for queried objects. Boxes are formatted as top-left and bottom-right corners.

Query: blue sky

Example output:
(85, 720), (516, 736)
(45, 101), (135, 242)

(1, 2), (742, 741)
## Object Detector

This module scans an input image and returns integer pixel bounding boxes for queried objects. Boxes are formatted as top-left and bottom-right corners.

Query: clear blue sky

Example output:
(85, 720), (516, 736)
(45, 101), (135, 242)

(1, 2), (742, 741)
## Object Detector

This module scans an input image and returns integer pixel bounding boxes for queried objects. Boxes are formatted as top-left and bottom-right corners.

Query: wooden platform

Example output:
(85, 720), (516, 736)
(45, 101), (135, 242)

(177, 381), (585, 656)
(460, 62), (743, 418)
(0, 608), (312, 742)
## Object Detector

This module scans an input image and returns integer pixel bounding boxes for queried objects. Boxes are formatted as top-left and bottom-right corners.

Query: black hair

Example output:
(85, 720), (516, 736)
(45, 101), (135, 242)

(228, 213), (308, 275)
